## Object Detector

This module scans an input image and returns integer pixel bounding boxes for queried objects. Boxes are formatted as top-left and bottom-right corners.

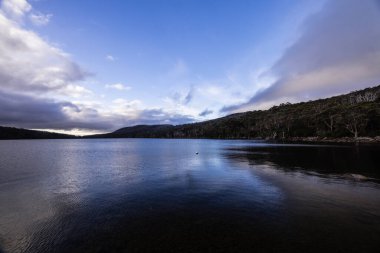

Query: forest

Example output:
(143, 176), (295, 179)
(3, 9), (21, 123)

(0, 126), (74, 140)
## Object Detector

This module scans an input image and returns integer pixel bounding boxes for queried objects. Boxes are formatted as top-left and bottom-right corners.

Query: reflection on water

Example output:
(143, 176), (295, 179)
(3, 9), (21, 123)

(0, 139), (379, 252)
(225, 143), (380, 185)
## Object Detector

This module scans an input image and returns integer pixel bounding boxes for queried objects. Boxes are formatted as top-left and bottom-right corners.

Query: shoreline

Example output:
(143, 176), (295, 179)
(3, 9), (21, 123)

(1, 136), (380, 144)
(279, 136), (380, 144)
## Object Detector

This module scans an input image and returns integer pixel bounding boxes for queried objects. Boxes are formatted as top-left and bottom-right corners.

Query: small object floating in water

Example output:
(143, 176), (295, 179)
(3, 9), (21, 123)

(195, 152), (199, 155)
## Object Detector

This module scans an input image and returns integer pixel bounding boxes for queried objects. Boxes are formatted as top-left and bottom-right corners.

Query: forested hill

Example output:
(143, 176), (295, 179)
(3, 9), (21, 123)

(0, 126), (75, 140)
(91, 85), (380, 140)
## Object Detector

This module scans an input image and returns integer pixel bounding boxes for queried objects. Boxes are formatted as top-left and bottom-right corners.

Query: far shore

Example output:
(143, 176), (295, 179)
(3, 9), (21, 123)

(278, 136), (380, 144)
(1, 136), (380, 144)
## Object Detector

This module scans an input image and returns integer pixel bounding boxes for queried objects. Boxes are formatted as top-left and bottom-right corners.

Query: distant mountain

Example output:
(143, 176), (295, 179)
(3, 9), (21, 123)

(0, 126), (75, 140)
(89, 85), (380, 140)
(88, 124), (175, 138)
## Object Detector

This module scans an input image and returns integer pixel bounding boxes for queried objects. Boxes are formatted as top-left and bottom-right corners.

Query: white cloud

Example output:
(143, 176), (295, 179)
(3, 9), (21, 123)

(160, 74), (255, 120)
(1, 0), (51, 26)
(0, 10), (89, 96)
(197, 82), (250, 106)
(110, 98), (142, 116)
(105, 83), (131, 91)
(105, 54), (116, 61)
(29, 12), (52, 26)
(112, 98), (141, 107)
(0, 0), (31, 19)
(63, 84), (92, 98)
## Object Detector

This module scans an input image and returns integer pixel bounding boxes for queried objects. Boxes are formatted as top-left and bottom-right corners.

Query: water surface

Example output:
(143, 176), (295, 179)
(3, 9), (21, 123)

(0, 139), (379, 252)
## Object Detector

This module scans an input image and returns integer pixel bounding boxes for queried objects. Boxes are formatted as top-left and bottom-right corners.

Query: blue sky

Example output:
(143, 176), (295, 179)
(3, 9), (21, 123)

(0, 0), (379, 135)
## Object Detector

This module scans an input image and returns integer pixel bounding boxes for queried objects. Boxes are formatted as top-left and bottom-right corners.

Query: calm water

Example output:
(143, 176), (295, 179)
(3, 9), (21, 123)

(0, 139), (379, 253)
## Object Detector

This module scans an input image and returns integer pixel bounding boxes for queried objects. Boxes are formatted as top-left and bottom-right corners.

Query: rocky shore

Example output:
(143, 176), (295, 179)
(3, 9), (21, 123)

(282, 136), (380, 144)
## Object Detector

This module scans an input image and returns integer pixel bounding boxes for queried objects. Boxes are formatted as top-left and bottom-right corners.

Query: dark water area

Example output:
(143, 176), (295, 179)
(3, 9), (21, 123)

(0, 139), (379, 253)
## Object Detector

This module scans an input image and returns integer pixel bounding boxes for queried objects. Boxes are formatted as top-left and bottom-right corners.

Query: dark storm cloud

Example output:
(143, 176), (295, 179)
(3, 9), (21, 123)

(183, 88), (193, 105)
(0, 90), (194, 132)
(223, 0), (380, 113)
(0, 91), (112, 130)
(199, 109), (213, 117)
(0, 91), (70, 124)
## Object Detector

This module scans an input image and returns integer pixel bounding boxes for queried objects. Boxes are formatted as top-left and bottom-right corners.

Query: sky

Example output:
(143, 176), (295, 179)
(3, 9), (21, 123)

(0, 0), (379, 135)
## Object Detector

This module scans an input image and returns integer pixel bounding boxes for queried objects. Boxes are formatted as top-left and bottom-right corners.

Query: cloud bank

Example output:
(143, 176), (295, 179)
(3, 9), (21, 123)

(0, 0), (195, 134)
(0, 2), (88, 96)
(223, 0), (380, 113)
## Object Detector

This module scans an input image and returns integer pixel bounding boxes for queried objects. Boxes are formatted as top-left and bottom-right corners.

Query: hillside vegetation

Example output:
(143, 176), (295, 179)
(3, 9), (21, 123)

(92, 85), (380, 140)
(0, 126), (74, 140)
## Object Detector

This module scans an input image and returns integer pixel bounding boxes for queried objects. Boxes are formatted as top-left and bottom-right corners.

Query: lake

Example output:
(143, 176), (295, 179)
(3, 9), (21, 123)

(0, 139), (379, 252)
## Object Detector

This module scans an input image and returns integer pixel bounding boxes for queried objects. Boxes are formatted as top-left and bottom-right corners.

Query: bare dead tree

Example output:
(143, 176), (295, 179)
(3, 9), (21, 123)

(345, 111), (368, 138)
(323, 114), (335, 133)
(346, 121), (359, 138)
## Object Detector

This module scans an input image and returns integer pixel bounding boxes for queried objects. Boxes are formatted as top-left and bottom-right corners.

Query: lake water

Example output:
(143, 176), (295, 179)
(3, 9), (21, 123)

(0, 139), (379, 252)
